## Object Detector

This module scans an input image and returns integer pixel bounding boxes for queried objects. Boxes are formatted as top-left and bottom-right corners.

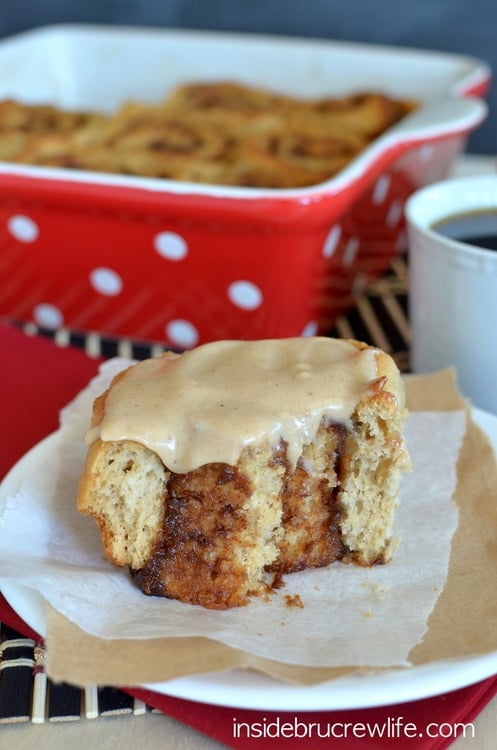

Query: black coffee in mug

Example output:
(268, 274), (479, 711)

(433, 209), (497, 251)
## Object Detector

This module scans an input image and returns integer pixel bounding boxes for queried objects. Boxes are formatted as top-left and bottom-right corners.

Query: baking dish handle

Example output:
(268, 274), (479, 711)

(329, 96), (488, 191)
(379, 96), (488, 151)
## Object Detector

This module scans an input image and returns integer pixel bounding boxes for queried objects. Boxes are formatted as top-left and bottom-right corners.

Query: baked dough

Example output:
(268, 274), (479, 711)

(77, 337), (410, 609)
(0, 83), (415, 187)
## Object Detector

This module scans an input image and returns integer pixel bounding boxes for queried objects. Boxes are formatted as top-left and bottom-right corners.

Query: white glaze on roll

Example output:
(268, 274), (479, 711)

(90, 338), (380, 472)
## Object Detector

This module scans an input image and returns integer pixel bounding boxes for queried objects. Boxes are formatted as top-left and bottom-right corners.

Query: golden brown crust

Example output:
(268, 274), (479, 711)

(347, 339), (406, 410)
(0, 84), (416, 187)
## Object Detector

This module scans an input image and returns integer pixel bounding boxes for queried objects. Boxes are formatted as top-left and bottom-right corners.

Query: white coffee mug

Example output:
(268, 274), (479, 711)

(405, 174), (497, 414)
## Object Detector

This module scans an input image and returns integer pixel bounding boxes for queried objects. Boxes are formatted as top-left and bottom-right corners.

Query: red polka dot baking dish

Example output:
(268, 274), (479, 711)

(0, 25), (490, 348)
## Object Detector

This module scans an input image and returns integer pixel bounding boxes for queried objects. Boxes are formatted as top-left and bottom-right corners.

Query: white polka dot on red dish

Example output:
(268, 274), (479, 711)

(386, 199), (403, 227)
(7, 214), (39, 242)
(90, 267), (123, 296)
(154, 231), (188, 260)
(418, 144), (435, 163)
(33, 303), (64, 329)
(301, 321), (319, 337)
(227, 280), (263, 310)
(342, 237), (360, 266)
(166, 319), (199, 349)
(322, 225), (341, 258)
(372, 175), (391, 205)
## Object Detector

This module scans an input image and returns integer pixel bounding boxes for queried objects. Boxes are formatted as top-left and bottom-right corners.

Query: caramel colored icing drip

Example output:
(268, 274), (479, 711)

(93, 338), (379, 472)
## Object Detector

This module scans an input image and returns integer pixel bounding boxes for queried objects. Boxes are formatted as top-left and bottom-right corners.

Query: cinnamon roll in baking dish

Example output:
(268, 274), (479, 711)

(0, 82), (415, 188)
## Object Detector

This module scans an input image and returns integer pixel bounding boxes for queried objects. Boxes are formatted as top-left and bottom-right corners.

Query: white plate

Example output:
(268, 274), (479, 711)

(1, 408), (497, 711)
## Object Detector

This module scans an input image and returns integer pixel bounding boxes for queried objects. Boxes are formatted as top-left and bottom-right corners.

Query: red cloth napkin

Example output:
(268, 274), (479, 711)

(1, 321), (496, 749)
(0, 324), (103, 478)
